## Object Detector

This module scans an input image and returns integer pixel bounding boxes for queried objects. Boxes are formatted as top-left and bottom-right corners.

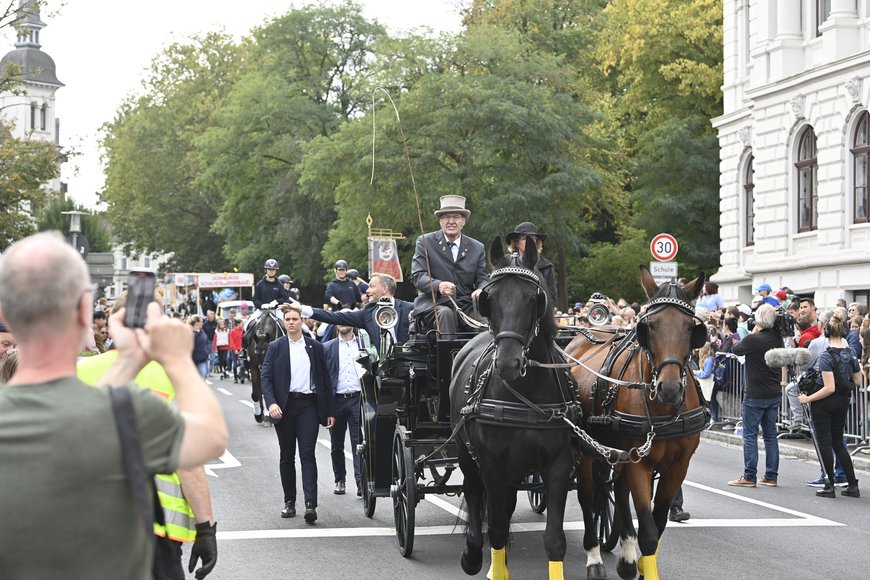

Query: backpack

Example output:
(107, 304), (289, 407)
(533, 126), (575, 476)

(828, 347), (858, 395)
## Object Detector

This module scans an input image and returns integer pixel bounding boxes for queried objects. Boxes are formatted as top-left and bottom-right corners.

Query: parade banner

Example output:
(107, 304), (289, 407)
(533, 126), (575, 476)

(368, 237), (403, 282)
(197, 273), (255, 288)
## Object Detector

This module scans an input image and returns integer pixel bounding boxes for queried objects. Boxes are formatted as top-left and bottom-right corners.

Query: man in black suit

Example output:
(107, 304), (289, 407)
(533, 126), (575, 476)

(411, 195), (489, 334)
(286, 273), (413, 359)
(261, 309), (336, 524)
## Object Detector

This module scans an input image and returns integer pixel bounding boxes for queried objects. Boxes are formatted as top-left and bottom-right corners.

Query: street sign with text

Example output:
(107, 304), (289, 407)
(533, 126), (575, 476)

(649, 261), (678, 284)
(650, 233), (679, 262)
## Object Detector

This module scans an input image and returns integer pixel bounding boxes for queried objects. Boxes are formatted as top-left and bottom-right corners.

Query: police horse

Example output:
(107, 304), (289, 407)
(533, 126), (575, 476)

(568, 267), (708, 580)
(450, 239), (578, 580)
(243, 307), (285, 423)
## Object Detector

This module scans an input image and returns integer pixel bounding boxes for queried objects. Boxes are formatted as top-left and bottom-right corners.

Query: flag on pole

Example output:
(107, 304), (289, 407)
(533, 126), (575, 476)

(368, 237), (403, 282)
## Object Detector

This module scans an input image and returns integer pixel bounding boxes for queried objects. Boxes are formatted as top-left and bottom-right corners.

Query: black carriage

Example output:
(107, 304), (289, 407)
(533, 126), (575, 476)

(357, 327), (473, 557)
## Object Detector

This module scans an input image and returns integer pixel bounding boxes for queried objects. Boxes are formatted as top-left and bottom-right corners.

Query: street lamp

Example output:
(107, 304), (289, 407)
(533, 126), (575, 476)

(61, 210), (89, 258)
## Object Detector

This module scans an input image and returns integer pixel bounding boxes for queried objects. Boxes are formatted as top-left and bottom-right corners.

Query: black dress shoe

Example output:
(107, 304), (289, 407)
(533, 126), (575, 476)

(334, 481), (346, 495)
(842, 481), (860, 498)
(304, 507), (318, 523)
(816, 484), (836, 498)
(281, 502), (296, 518)
(669, 506), (690, 522)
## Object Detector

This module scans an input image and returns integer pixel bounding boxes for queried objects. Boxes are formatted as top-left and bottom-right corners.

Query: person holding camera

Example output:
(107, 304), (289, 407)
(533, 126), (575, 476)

(287, 273), (412, 359)
(798, 309), (861, 498)
(728, 304), (783, 488)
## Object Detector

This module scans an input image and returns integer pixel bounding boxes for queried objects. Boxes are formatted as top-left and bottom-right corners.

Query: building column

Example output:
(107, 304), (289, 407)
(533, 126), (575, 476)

(821, 0), (859, 61)
(829, 0), (858, 18)
(775, 0), (802, 40)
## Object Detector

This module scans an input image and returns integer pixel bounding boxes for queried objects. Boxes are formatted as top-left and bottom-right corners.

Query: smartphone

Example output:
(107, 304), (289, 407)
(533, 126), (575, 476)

(125, 268), (157, 328)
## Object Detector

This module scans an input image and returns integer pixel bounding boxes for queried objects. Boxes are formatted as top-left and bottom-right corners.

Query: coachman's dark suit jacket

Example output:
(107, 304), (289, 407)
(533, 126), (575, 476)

(261, 335), (336, 426)
(308, 300), (414, 355)
(411, 230), (489, 315)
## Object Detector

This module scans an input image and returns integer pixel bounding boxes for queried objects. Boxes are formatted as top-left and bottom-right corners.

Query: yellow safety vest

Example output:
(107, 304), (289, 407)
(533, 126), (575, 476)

(77, 352), (198, 542)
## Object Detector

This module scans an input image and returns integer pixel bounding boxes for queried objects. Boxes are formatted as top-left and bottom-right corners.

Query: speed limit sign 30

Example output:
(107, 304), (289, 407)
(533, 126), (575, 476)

(650, 233), (678, 262)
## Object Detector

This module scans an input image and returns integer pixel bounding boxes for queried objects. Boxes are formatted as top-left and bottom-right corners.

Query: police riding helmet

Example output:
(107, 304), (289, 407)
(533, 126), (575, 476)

(264, 258), (279, 270)
(334, 259), (348, 270)
(278, 274), (292, 284)
(347, 269), (359, 280)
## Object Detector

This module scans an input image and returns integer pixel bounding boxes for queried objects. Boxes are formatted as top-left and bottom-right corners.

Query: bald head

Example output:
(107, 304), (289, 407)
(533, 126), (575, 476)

(0, 232), (90, 341)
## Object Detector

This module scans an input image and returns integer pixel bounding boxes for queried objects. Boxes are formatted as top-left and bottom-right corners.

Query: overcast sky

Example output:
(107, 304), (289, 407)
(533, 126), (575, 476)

(3, 1), (463, 209)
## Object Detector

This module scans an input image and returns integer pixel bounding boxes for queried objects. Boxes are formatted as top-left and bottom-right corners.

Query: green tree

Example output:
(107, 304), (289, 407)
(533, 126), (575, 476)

(0, 120), (61, 248)
(300, 25), (620, 307)
(196, 1), (386, 282)
(35, 196), (111, 252)
(100, 32), (241, 271)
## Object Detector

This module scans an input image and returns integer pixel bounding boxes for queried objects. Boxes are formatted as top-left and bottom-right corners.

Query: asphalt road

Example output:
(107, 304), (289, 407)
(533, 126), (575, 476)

(188, 374), (870, 580)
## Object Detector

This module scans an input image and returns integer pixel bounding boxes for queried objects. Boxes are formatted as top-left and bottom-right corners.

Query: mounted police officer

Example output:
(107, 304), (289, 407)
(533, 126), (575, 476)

(246, 259), (290, 332)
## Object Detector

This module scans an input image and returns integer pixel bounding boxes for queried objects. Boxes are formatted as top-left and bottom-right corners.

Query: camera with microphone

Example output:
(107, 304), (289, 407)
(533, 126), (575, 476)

(374, 296), (398, 330)
(587, 292), (612, 327)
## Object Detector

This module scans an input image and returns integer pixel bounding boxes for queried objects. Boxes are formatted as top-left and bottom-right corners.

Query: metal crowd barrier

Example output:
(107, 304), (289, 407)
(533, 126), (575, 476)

(709, 353), (870, 456)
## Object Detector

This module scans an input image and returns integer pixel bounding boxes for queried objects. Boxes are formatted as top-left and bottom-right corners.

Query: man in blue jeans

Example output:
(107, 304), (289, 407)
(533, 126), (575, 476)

(728, 304), (783, 487)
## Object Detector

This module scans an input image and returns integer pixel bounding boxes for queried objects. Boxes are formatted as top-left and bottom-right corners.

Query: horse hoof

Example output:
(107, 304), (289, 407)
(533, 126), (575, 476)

(460, 548), (483, 575)
(616, 560), (636, 580)
(586, 563), (607, 579)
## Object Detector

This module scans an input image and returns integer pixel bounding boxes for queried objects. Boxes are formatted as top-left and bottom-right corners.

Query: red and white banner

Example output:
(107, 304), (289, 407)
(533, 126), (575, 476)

(368, 238), (403, 282)
(197, 273), (255, 288)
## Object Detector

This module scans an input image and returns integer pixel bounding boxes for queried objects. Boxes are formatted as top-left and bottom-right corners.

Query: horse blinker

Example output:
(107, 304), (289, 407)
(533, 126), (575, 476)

(690, 323), (707, 350)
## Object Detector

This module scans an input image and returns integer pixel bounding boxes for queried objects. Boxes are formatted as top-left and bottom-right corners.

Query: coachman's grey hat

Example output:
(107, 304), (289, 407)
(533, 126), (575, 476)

(434, 195), (471, 219)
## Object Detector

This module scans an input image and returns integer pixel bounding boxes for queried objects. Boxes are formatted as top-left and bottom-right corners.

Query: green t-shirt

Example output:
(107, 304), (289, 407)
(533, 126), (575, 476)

(0, 376), (184, 580)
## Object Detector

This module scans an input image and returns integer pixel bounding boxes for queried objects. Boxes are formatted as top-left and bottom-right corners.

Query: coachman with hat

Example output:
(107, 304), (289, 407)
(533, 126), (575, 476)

(411, 195), (489, 334)
(506, 222), (557, 306)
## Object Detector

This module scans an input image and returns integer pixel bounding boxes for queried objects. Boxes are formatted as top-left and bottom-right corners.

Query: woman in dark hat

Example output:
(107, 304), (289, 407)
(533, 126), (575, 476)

(506, 222), (557, 307)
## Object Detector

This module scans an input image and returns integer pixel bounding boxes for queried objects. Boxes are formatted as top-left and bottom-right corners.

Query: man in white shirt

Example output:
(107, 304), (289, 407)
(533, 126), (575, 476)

(261, 309), (336, 523)
(324, 323), (365, 496)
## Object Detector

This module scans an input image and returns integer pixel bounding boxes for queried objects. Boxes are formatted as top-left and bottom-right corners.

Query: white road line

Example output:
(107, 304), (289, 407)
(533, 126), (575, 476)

(239, 400), (255, 408)
(217, 388), (233, 396)
(682, 480), (841, 523)
(317, 437), (353, 460)
(216, 515), (842, 541)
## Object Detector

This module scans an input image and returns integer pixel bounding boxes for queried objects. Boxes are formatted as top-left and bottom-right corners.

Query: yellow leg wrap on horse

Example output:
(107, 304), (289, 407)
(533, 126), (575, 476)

(638, 549), (660, 580)
(489, 548), (509, 580)
(548, 561), (564, 580)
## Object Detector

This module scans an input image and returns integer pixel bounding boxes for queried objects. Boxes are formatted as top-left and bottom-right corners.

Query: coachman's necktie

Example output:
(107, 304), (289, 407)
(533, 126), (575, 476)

(448, 242), (457, 262)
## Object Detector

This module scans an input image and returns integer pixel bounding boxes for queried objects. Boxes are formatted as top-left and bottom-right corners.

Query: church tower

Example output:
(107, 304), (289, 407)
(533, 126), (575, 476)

(0, 0), (64, 145)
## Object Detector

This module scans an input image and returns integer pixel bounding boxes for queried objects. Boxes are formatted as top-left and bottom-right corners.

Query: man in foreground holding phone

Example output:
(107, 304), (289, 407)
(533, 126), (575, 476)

(0, 232), (228, 580)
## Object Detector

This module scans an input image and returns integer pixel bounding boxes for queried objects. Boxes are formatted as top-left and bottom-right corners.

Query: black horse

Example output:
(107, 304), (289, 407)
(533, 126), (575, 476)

(450, 238), (577, 580)
(244, 308), (285, 423)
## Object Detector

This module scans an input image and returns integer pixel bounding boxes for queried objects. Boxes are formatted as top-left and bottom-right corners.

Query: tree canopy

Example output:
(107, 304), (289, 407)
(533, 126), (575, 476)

(98, 0), (725, 305)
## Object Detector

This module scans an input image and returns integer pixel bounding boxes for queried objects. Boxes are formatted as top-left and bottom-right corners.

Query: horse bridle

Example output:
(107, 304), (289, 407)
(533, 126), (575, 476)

(635, 293), (706, 401)
(482, 265), (547, 376)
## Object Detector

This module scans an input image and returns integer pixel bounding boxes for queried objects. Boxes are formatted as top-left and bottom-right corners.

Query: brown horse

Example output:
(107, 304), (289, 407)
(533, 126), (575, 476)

(568, 266), (708, 580)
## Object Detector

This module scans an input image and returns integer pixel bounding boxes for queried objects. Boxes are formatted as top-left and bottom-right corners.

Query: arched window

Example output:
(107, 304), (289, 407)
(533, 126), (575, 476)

(817, 1), (831, 36)
(851, 111), (870, 224)
(30, 103), (37, 130)
(40, 104), (47, 131)
(744, 155), (755, 246)
(796, 127), (818, 232)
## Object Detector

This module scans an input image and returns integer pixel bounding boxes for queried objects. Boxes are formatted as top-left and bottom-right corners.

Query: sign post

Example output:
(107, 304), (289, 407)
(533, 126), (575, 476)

(650, 233), (679, 285)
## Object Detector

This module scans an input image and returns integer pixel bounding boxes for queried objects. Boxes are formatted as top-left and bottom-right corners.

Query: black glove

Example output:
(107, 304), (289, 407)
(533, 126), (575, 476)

(188, 521), (217, 579)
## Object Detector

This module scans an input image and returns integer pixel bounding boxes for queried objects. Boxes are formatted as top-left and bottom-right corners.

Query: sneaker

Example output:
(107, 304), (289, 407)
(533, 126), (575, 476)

(722, 424), (735, 431)
(281, 501), (295, 518)
(834, 477), (849, 487)
(334, 481), (346, 495)
(806, 476), (827, 488)
(758, 478), (777, 487)
(205, 379), (214, 386)
(728, 476), (756, 487)
(668, 506), (690, 522)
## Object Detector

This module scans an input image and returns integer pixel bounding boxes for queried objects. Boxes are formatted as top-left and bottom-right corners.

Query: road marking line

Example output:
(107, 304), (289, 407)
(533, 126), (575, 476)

(682, 480), (839, 522)
(217, 388), (233, 396)
(239, 400), (255, 408)
(216, 515), (841, 541)
(204, 450), (241, 478)
(318, 437), (353, 460)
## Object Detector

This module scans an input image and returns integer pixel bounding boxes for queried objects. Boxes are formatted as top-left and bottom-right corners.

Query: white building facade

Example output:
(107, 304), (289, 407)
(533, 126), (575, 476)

(712, 0), (870, 308)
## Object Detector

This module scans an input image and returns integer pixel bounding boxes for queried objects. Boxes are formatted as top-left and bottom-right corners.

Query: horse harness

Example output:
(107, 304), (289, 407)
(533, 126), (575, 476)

(587, 285), (711, 441)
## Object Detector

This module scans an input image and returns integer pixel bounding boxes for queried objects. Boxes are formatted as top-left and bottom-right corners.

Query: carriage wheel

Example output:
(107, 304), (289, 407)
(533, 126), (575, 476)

(526, 473), (547, 514)
(360, 447), (376, 518)
(593, 464), (618, 552)
(391, 428), (416, 558)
